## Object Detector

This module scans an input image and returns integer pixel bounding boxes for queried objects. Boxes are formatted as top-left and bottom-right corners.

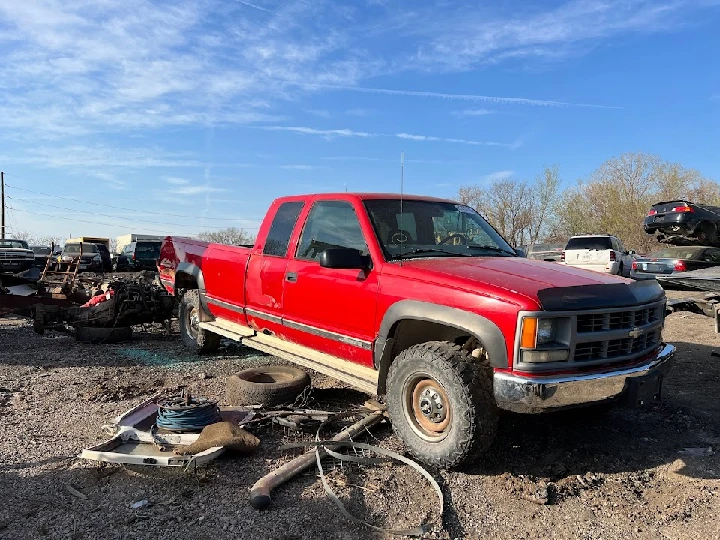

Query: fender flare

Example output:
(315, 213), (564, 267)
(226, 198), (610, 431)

(175, 262), (211, 316)
(375, 300), (509, 394)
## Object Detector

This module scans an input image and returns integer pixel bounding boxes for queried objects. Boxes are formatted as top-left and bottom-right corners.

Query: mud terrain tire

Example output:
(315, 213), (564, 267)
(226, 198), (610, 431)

(386, 341), (498, 468)
(179, 290), (220, 354)
(225, 366), (311, 407)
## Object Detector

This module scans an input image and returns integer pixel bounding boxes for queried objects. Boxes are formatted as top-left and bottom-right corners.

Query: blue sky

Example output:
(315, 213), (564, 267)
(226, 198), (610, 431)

(1, 0), (719, 241)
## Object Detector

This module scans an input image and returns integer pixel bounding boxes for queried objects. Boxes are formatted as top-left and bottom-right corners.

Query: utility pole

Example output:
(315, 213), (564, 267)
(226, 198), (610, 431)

(1, 171), (5, 239)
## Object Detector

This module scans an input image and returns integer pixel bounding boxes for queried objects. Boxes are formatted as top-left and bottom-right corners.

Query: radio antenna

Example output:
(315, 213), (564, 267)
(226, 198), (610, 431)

(399, 151), (404, 266)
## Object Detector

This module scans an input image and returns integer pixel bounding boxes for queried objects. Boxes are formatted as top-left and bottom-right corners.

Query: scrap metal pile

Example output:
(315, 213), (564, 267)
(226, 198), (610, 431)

(0, 269), (175, 341)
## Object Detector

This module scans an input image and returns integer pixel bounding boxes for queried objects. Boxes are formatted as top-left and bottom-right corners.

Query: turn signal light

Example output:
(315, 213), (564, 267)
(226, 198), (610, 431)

(671, 205), (694, 213)
(520, 318), (537, 348)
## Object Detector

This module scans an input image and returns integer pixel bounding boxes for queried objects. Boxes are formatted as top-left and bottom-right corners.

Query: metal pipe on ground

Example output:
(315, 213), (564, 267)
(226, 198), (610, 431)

(249, 410), (384, 510)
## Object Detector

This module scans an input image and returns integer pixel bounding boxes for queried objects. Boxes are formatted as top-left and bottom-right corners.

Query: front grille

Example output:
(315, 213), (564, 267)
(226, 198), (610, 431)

(577, 304), (661, 333)
(516, 299), (666, 371)
(0, 251), (32, 260)
(574, 329), (662, 363)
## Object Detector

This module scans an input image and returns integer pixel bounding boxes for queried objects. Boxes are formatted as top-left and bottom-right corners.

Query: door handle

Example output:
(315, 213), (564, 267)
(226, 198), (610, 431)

(285, 272), (298, 283)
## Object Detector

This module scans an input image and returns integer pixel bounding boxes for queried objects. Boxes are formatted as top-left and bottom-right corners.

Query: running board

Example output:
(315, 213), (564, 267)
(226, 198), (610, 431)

(199, 319), (255, 340)
(200, 318), (378, 395)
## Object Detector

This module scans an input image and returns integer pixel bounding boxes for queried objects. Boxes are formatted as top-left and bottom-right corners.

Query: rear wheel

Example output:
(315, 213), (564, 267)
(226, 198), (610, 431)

(696, 223), (718, 245)
(179, 290), (220, 354)
(385, 341), (498, 468)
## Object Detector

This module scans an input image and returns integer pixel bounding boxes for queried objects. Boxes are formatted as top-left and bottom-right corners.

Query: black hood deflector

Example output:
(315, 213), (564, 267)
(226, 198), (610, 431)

(537, 279), (665, 311)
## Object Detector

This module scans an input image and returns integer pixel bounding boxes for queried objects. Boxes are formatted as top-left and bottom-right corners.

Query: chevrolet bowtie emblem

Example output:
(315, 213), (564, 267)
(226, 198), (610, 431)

(628, 327), (644, 339)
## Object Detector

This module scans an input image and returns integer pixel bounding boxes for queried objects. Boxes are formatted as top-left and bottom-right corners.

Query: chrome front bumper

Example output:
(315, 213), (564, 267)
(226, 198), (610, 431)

(494, 343), (675, 413)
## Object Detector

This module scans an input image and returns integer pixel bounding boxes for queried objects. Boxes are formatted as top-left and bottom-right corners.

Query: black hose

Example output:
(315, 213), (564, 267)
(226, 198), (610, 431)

(156, 395), (222, 432)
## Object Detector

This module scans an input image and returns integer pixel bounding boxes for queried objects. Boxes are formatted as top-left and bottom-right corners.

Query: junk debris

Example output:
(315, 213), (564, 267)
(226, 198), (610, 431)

(0, 268), (176, 342)
(80, 392), (256, 468)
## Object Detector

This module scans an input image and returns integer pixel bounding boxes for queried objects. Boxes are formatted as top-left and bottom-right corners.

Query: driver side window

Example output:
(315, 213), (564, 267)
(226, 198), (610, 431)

(296, 201), (368, 261)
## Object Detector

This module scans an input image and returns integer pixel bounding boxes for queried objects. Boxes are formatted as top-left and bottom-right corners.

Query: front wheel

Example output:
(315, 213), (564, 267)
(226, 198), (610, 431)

(385, 341), (498, 468)
(179, 290), (220, 354)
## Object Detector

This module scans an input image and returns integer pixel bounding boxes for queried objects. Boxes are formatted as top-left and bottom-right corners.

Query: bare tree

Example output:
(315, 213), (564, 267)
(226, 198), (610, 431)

(197, 227), (255, 246)
(527, 165), (561, 244)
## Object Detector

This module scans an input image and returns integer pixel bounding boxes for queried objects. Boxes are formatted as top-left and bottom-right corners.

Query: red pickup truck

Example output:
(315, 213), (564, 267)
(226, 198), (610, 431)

(159, 193), (675, 467)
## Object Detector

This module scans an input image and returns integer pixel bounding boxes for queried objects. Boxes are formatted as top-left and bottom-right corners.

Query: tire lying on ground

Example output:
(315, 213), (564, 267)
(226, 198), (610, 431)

(226, 366), (311, 407)
(74, 326), (133, 344)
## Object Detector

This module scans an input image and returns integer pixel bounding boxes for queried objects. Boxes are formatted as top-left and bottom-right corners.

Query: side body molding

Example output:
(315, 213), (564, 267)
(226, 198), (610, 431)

(375, 300), (509, 393)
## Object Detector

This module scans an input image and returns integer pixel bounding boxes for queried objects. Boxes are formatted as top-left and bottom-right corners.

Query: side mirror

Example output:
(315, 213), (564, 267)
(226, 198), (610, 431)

(514, 247), (526, 257)
(319, 248), (370, 269)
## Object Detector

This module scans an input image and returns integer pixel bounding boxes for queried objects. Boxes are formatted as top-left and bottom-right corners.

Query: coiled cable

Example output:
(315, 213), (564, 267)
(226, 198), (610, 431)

(156, 394), (222, 432)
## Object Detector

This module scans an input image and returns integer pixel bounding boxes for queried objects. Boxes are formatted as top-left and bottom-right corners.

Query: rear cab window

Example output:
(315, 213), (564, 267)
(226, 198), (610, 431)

(263, 201), (305, 257)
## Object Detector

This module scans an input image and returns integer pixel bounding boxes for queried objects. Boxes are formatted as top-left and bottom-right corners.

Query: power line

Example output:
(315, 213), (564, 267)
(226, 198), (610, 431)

(2, 176), (267, 221)
(6, 206), (219, 236)
(6, 195), (260, 230)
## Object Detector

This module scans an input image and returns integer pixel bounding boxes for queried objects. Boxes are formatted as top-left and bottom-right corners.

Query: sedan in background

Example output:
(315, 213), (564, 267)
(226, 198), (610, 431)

(526, 242), (565, 262)
(630, 245), (720, 280)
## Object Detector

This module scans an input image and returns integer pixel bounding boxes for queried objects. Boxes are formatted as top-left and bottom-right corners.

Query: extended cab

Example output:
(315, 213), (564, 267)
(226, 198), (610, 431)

(159, 194), (675, 468)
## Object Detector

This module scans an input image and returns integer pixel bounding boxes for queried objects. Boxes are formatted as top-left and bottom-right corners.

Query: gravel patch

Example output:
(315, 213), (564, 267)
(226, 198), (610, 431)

(1, 308), (719, 539)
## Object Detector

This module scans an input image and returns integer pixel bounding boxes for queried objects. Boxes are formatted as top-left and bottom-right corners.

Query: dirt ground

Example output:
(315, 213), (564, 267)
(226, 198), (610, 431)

(1, 290), (719, 540)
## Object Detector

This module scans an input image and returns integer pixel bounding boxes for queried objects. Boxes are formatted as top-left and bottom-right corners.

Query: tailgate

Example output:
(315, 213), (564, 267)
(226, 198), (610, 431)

(565, 249), (608, 266)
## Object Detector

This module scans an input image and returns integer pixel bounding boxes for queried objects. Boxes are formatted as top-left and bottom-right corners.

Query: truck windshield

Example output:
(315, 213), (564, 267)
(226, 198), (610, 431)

(63, 243), (99, 255)
(0, 240), (29, 249)
(364, 199), (515, 260)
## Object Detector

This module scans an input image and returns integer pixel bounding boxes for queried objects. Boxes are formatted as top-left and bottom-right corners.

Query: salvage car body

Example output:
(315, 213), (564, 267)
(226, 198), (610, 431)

(0, 239), (35, 274)
(630, 245), (720, 281)
(160, 194), (674, 411)
(526, 242), (564, 262)
(644, 200), (720, 245)
(58, 242), (104, 272)
(115, 241), (162, 272)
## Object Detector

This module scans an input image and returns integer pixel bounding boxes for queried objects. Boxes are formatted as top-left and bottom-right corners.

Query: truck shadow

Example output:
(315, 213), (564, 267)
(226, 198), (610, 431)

(464, 340), (720, 482)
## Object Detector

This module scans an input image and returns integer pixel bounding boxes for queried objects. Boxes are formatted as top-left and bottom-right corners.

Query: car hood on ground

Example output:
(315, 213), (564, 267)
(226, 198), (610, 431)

(392, 256), (661, 310)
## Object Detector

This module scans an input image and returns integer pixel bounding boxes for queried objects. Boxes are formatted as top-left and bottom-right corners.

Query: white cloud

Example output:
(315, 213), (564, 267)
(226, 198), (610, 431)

(261, 126), (377, 138)
(279, 164), (328, 170)
(169, 185), (226, 195)
(306, 109), (332, 118)
(453, 109), (497, 117)
(345, 108), (372, 116)
(165, 177), (191, 185)
(395, 132), (515, 148)
(304, 83), (618, 108)
(484, 170), (515, 181)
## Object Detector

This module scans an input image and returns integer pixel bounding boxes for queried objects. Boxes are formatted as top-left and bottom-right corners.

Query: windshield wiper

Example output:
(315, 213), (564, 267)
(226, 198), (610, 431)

(467, 244), (516, 256)
(390, 248), (472, 260)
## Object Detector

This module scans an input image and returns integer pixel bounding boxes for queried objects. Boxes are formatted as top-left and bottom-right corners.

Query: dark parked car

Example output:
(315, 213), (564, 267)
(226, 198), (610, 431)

(630, 245), (720, 281)
(29, 246), (53, 269)
(95, 243), (113, 272)
(0, 239), (34, 274)
(644, 200), (720, 246)
(526, 242), (565, 262)
(115, 241), (161, 272)
(58, 242), (105, 273)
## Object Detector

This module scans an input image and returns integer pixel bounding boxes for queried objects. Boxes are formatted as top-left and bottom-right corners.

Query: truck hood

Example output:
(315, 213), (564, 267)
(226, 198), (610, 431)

(397, 257), (663, 311)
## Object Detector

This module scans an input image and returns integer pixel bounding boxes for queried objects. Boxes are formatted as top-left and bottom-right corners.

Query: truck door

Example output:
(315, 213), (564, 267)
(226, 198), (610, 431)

(244, 200), (305, 334)
(282, 200), (380, 367)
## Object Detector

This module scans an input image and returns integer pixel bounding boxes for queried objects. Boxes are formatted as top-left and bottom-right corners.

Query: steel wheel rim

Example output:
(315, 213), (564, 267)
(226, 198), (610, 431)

(186, 305), (199, 339)
(403, 374), (452, 442)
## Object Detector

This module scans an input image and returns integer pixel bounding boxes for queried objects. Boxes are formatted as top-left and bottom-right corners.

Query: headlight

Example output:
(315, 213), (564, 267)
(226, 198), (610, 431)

(520, 316), (570, 349)
(536, 319), (556, 345)
(93, 255), (101, 262)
